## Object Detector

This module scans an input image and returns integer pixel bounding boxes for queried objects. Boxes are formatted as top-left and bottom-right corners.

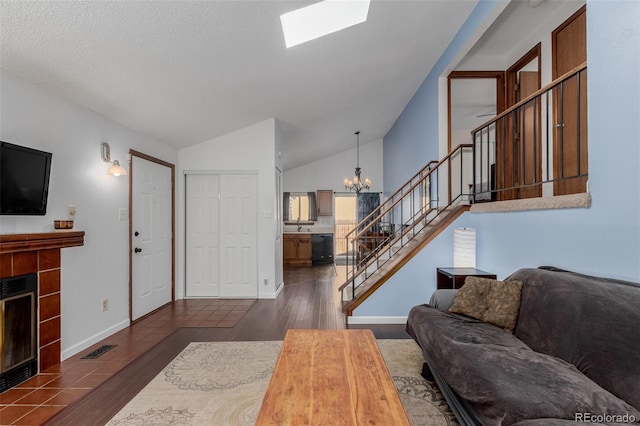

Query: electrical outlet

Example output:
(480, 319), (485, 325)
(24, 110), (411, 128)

(67, 205), (76, 219)
(263, 278), (268, 286)
(102, 298), (109, 312)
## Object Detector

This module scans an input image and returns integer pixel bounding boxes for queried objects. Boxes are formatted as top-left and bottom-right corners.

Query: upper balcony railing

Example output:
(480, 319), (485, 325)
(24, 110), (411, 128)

(471, 63), (588, 202)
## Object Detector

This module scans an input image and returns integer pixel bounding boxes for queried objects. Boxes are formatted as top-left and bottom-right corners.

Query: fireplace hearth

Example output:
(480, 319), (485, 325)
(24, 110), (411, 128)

(0, 273), (38, 392)
(0, 231), (85, 393)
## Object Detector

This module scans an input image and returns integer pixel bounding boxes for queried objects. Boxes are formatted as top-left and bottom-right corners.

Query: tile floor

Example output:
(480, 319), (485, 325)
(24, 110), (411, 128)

(0, 299), (256, 425)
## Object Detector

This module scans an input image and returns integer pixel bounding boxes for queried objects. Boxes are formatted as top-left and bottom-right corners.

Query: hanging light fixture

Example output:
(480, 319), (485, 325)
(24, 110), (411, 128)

(343, 131), (371, 193)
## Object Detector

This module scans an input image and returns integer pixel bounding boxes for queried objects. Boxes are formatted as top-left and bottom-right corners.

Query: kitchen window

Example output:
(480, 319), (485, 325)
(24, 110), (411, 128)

(283, 192), (317, 222)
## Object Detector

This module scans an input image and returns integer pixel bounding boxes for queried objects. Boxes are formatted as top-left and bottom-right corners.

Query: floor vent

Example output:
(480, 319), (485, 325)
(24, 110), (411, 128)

(81, 344), (117, 359)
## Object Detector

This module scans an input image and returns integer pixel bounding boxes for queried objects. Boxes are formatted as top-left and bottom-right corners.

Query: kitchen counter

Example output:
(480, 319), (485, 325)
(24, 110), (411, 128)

(283, 226), (333, 235)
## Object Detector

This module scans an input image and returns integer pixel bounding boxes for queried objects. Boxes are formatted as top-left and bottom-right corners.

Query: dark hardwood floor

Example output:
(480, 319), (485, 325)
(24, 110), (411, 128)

(1, 265), (408, 425)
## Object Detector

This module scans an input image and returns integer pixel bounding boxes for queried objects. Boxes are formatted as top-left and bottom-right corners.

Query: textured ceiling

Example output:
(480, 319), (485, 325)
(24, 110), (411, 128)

(1, 0), (477, 170)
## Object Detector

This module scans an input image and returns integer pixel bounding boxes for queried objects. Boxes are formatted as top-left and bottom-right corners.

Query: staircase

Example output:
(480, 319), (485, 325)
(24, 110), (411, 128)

(339, 64), (590, 315)
(339, 144), (473, 315)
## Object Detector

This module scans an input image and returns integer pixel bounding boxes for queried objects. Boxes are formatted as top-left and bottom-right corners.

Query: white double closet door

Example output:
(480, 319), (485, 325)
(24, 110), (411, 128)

(185, 173), (258, 298)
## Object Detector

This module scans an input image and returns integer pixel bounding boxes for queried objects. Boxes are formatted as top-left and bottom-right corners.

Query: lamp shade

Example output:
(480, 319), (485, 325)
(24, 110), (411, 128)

(453, 227), (476, 268)
(107, 160), (127, 176)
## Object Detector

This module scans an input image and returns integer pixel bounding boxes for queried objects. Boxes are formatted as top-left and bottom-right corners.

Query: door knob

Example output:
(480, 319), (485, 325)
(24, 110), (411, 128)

(134, 247), (142, 253)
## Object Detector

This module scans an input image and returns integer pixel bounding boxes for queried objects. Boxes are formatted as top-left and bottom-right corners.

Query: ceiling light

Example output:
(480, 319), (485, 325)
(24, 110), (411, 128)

(343, 131), (371, 193)
(280, 0), (371, 48)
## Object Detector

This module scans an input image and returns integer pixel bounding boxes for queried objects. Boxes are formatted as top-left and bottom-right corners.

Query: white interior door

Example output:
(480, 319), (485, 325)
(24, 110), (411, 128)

(186, 174), (220, 297)
(185, 173), (258, 298)
(131, 156), (173, 320)
(219, 174), (258, 298)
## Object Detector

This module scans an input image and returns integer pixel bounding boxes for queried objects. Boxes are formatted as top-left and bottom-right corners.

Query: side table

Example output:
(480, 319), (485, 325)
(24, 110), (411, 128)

(436, 267), (497, 289)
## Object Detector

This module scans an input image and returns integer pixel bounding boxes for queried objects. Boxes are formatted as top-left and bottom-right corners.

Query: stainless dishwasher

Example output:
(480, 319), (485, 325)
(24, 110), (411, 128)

(311, 234), (334, 264)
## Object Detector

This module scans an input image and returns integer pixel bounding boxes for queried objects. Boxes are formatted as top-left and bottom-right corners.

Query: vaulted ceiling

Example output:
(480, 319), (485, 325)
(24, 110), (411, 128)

(3, 1), (587, 171)
(1, 1), (477, 170)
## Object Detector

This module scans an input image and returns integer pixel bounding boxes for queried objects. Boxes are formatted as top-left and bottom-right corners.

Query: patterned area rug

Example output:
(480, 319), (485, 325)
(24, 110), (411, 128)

(107, 339), (458, 425)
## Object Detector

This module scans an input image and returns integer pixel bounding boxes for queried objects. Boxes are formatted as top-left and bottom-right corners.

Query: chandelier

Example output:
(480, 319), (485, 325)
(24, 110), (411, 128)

(343, 131), (371, 193)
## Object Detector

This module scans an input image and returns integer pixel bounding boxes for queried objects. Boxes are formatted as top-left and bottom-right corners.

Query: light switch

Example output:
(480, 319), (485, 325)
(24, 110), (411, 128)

(118, 208), (128, 221)
(261, 210), (272, 218)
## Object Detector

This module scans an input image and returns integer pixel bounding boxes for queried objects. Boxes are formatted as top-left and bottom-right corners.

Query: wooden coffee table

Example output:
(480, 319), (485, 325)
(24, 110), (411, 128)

(255, 329), (410, 425)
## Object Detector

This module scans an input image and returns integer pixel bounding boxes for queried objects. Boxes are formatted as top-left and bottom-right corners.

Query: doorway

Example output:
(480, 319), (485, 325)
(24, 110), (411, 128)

(448, 71), (505, 202)
(552, 5), (587, 195)
(334, 193), (356, 264)
(504, 43), (542, 200)
(130, 152), (175, 321)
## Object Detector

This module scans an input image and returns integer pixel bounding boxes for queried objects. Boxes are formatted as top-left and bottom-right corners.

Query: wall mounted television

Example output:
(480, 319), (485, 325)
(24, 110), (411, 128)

(0, 141), (53, 215)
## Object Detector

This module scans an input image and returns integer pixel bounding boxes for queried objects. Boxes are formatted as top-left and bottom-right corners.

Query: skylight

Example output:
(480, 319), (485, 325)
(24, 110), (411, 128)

(280, 0), (371, 48)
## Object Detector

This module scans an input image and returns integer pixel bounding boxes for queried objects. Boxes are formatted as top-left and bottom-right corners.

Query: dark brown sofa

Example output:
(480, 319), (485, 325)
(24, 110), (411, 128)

(406, 267), (640, 425)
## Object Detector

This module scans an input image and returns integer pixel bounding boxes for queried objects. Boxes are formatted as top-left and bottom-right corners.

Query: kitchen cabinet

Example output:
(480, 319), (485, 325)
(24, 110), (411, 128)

(283, 233), (312, 265)
(316, 190), (333, 216)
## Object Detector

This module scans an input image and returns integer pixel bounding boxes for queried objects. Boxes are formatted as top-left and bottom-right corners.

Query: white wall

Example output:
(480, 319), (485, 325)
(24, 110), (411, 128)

(177, 119), (279, 299)
(283, 138), (383, 194)
(0, 70), (179, 359)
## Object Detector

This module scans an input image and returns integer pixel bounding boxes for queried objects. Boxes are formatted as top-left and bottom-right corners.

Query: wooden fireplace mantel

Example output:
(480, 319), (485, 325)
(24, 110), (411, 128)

(0, 231), (85, 254)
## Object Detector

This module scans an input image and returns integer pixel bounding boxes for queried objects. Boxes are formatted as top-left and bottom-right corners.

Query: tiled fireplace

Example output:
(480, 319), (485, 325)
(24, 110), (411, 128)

(0, 231), (84, 391)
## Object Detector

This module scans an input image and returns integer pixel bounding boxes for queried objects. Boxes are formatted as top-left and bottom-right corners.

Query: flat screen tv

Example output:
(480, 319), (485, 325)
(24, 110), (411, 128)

(0, 141), (53, 215)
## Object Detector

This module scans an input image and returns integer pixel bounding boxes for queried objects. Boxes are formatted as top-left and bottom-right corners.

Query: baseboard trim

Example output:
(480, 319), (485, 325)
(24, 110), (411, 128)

(346, 316), (408, 325)
(61, 319), (130, 361)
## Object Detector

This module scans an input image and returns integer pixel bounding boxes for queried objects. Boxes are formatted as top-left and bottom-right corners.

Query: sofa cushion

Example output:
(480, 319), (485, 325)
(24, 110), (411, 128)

(448, 276), (491, 319)
(483, 278), (523, 332)
(406, 304), (640, 425)
(510, 267), (640, 409)
(449, 277), (523, 332)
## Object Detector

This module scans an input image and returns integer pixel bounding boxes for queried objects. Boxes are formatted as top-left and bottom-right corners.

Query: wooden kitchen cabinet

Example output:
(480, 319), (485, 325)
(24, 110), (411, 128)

(316, 190), (333, 216)
(283, 234), (312, 265)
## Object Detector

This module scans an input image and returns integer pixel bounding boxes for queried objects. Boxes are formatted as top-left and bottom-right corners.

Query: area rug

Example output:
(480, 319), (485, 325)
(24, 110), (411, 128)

(107, 339), (458, 425)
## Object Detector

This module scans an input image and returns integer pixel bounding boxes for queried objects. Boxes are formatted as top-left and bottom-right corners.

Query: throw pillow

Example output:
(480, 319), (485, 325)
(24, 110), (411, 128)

(448, 276), (523, 333)
(448, 276), (492, 321)
(484, 279), (523, 333)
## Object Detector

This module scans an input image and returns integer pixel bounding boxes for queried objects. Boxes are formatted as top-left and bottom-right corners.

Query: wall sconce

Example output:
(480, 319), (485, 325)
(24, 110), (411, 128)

(100, 142), (128, 176)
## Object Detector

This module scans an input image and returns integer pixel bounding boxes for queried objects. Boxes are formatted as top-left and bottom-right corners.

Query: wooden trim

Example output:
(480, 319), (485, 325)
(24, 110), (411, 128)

(552, 5), (587, 80)
(128, 151), (176, 322)
(503, 43), (543, 200)
(447, 71), (505, 200)
(447, 71), (506, 153)
(0, 231), (85, 254)
(506, 43), (541, 108)
(129, 150), (175, 170)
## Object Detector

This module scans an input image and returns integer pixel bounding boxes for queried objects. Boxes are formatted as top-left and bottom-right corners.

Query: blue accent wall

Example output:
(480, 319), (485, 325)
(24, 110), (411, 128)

(358, 0), (640, 317)
(383, 0), (500, 193)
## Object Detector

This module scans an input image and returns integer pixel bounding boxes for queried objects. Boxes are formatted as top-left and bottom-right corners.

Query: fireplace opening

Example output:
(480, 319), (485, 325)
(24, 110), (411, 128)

(0, 273), (38, 393)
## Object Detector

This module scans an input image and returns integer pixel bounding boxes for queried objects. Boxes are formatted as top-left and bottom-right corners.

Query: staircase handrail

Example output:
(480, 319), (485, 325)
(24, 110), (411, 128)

(346, 145), (471, 242)
(343, 160), (438, 239)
